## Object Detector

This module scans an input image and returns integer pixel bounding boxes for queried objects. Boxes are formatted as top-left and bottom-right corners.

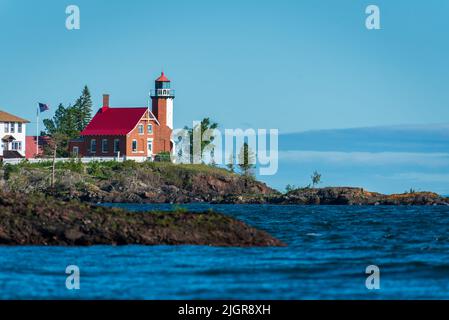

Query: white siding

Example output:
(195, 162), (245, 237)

(0, 121), (27, 157)
(0, 122), (4, 156)
(166, 98), (174, 130)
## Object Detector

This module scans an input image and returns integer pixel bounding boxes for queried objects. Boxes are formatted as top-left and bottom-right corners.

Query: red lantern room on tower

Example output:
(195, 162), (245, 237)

(151, 72), (175, 130)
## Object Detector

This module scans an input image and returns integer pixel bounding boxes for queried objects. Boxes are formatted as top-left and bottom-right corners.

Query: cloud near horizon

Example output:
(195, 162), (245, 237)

(279, 150), (449, 168)
(384, 172), (449, 184)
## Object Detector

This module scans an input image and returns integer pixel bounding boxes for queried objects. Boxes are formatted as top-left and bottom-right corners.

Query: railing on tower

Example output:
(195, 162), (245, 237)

(150, 89), (175, 98)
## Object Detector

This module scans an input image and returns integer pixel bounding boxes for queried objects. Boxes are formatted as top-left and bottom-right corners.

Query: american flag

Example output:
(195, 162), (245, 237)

(38, 103), (49, 113)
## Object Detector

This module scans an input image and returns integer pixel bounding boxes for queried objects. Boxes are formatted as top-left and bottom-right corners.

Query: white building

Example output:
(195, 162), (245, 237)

(0, 110), (29, 158)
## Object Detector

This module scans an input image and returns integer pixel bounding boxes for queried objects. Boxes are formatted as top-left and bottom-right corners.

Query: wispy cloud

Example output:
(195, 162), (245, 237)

(280, 124), (449, 153)
(385, 172), (449, 183)
(279, 150), (449, 167)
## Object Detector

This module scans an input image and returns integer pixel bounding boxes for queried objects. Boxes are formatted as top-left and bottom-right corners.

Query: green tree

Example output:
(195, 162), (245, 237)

(311, 170), (322, 188)
(43, 104), (79, 157)
(42, 86), (93, 157)
(154, 151), (171, 162)
(184, 118), (218, 163)
(238, 142), (256, 176)
(73, 85), (93, 131)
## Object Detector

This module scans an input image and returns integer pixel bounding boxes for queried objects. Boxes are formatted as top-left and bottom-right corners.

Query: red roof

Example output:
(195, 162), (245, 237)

(156, 72), (170, 82)
(81, 107), (147, 136)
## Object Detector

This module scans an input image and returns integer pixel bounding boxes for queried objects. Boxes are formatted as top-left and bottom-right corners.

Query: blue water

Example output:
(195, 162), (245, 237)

(1, 204), (449, 299)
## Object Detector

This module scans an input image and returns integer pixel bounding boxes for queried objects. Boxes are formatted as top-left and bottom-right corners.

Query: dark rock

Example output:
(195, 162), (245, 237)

(273, 187), (449, 206)
(0, 191), (284, 247)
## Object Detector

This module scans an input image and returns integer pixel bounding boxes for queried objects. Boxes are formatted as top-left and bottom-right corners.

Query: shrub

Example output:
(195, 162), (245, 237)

(154, 152), (171, 162)
(60, 159), (84, 173)
(3, 164), (19, 180)
(86, 161), (110, 179)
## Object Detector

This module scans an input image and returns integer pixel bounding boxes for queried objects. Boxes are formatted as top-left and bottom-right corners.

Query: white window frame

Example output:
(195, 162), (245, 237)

(132, 139), (138, 153)
(4, 122), (8, 133)
(12, 141), (22, 150)
(10, 122), (15, 133)
(138, 124), (144, 135)
(73, 146), (79, 157)
(91, 139), (97, 153)
(102, 139), (108, 153)
(147, 124), (153, 134)
(18, 123), (22, 133)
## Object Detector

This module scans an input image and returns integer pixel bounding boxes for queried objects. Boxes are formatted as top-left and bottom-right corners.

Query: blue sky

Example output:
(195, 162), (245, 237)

(1, 0), (449, 193)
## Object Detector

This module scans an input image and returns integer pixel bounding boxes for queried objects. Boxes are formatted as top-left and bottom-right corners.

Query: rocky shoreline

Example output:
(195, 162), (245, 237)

(0, 191), (284, 247)
(1, 162), (448, 206)
(0, 162), (447, 247)
(0, 162), (277, 204)
(269, 187), (449, 206)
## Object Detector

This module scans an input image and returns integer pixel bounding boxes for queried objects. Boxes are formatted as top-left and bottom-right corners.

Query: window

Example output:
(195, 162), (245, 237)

(72, 146), (79, 157)
(10, 122), (15, 133)
(4, 123), (8, 133)
(12, 141), (22, 150)
(114, 139), (120, 153)
(18, 123), (22, 133)
(91, 139), (97, 153)
(138, 124), (144, 134)
(147, 124), (153, 134)
(102, 139), (109, 153)
(132, 140), (137, 152)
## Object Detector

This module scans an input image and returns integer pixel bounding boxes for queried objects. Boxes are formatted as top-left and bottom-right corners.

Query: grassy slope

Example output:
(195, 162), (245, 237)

(0, 160), (279, 203)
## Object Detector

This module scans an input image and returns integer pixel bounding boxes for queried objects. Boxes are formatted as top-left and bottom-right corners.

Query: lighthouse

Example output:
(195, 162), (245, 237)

(151, 72), (175, 130)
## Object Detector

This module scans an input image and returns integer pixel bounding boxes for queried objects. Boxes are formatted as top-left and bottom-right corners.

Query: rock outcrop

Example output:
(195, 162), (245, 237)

(272, 187), (449, 206)
(0, 191), (284, 247)
(0, 162), (278, 203)
(1, 162), (447, 205)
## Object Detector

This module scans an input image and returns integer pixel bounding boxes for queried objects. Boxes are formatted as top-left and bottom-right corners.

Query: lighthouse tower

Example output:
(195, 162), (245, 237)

(151, 72), (175, 129)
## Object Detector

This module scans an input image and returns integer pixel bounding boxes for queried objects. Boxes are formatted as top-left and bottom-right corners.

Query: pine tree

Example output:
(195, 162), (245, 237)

(43, 104), (79, 157)
(42, 86), (93, 157)
(238, 142), (256, 176)
(74, 85), (92, 131)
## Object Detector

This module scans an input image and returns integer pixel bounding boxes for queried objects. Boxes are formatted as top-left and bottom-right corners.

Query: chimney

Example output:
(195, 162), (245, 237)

(102, 94), (110, 112)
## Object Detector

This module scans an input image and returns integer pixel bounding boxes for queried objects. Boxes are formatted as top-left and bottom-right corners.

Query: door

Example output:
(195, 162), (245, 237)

(147, 139), (153, 157)
(73, 146), (79, 157)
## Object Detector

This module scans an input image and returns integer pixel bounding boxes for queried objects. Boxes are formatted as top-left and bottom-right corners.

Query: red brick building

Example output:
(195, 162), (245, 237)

(25, 136), (51, 159)
(69, 72), (175, 160)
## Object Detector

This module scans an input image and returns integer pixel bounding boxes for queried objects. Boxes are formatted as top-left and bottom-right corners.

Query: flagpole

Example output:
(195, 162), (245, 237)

(36, 106), (39, 157)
